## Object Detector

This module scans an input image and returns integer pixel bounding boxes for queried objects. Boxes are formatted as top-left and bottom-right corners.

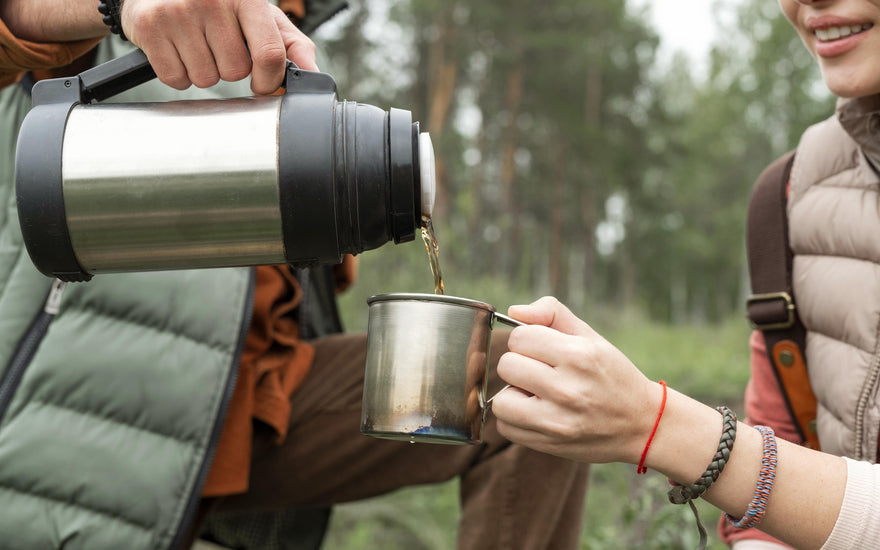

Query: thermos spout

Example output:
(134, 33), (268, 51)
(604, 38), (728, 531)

(419, 133), (436, 218)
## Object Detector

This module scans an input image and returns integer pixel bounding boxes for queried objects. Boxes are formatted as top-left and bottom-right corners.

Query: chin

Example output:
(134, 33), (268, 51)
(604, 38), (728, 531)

(821, 71), (880, 99)
(825, 84), (880, 99)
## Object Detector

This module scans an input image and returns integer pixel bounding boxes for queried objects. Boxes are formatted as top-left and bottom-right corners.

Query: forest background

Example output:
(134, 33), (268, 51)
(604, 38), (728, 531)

(310, 0), (835, 547)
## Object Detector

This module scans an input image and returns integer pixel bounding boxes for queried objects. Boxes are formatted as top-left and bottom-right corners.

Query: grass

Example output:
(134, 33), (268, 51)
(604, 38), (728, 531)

(598, 310), (751, 404)
(324, 465), (730, 550)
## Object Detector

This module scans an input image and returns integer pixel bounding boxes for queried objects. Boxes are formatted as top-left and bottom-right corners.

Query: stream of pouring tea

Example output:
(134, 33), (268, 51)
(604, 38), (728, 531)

(421, 216), (445, 295)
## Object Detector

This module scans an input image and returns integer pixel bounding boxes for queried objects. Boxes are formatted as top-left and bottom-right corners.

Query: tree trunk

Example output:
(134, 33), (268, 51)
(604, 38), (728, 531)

(497, 61), (525, 278)
(549, 141), (568, 300)
(468, 123), (489, 274)
(585, 65), (602, 126)
(424, 7), (460, 221)
(581, 63), (602, 300)
(580, 189), (597, 300)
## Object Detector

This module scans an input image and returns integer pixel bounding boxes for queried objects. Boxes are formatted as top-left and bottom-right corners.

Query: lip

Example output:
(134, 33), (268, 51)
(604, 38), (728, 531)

(805, 15), (873, 58)
(806, 14), (869, 29)
(815, 28), (870, 58)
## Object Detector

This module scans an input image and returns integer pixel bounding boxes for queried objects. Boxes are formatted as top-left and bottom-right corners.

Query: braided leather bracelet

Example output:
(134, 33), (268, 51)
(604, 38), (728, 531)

(666, 406), (738, 550)
(667, 406), (738, 505)
(97, 0), (128, 41)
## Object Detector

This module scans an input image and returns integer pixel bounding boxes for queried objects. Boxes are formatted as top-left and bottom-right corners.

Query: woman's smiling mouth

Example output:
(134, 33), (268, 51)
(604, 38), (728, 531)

(815, 23), (872, 42)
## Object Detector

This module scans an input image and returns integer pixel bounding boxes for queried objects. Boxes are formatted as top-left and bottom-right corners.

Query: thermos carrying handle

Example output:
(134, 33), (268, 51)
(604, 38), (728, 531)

(35, 48), (326, 106)
(78, 48), (156, 103)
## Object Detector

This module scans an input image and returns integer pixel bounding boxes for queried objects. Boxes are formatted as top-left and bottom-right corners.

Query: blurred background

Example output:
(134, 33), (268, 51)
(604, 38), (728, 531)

(306, 0), (834, 547)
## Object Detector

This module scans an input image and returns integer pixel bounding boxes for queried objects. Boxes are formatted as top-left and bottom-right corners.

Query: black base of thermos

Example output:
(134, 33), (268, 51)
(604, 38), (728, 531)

(15, 49), (436, 282)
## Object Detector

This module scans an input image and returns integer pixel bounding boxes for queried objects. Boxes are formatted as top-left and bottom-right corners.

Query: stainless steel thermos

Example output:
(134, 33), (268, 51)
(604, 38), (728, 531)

(15, 49), (436, 282)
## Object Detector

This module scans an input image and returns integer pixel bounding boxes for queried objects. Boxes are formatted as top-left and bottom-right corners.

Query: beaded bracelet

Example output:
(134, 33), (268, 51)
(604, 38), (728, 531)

(725, 425), (778, 530)
(98, 0), (128, 41)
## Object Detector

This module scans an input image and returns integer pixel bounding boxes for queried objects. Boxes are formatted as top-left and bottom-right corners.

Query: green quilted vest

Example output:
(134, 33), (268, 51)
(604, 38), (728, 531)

(0, 38), (256, 550)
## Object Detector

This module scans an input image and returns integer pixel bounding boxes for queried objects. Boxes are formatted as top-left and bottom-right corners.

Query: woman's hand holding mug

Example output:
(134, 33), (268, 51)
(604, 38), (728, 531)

(492, 296), (662, 465)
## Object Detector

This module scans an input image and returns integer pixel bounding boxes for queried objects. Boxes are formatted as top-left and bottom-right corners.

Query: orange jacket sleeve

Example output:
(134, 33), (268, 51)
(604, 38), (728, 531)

(0, 17), (102, 90)
(278, 0), (306, 19)
(333, 254), (358, 294)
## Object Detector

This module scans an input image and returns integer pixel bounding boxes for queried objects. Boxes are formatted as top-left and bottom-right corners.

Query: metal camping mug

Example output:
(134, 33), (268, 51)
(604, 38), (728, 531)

(360, 293), (522, 445)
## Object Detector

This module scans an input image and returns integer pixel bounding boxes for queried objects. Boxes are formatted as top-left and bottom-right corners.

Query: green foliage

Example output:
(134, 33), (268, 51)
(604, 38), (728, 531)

(323, 481), (459, 550)
(620, 0), (834, 322)
(598, 310), (751, 403)
(325, 465), (730, 550)
(582, 463), (727, 550)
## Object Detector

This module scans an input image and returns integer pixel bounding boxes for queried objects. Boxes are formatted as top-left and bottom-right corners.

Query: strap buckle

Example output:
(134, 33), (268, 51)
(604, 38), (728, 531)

(746, 292), (796, 331)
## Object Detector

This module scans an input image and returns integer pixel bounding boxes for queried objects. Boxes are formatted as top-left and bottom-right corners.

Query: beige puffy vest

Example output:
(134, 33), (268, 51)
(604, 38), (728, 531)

(788, 96), (880, 461)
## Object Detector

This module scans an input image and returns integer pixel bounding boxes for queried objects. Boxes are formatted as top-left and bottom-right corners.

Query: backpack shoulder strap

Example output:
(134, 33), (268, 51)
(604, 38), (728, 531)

(746, 151), (820, 450)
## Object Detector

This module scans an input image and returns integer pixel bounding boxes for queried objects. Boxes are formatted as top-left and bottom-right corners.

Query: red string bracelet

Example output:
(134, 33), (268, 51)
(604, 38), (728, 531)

(637, 380), (667, 474)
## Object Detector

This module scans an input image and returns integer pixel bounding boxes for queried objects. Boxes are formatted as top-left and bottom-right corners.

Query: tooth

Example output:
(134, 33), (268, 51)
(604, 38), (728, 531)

(839, 26), (852, 37)
(816, 29), (829, 40)
(828, 27), (841, 39)
(851, 26), (863, 34)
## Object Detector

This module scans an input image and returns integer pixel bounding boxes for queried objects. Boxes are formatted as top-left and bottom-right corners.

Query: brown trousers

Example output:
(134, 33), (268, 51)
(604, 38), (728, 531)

(209, 330), (589, 549)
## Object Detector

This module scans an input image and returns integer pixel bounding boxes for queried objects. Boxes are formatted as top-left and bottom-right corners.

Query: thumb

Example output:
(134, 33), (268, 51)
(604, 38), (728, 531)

(508, 296), (595, 337)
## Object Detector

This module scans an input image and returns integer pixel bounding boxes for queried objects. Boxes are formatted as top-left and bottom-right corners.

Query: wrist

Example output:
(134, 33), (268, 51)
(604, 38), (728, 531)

(642, 388), (726, 482)
(622, 379), (668, 465)
(635, 380), (668, 474)
(98, 0), (127, 41)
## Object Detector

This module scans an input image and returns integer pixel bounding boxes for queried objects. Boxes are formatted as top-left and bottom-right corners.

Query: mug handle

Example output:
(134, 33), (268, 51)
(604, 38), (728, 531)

(485, 312), (525, 406)
(494, 312), (525, 329)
